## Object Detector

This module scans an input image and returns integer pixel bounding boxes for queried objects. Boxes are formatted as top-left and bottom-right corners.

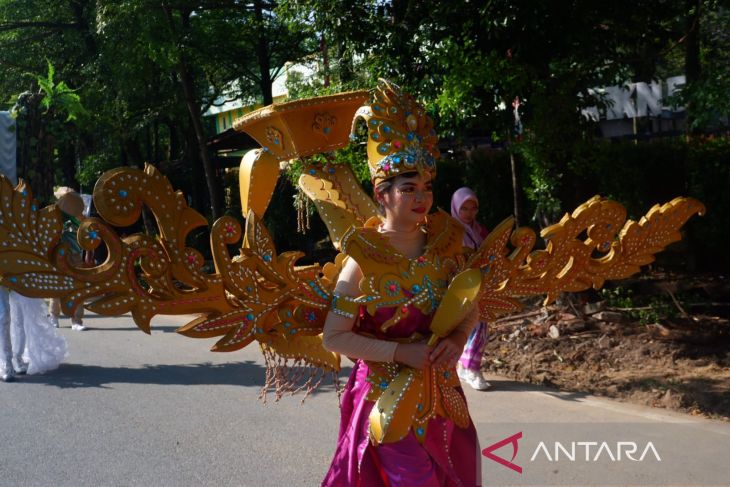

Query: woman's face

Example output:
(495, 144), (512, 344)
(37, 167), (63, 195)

(458, 199), (478, 225)
(378, 172), (434, 228)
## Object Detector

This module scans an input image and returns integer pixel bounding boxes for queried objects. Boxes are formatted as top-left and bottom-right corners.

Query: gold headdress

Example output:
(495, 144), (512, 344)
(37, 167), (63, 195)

(352, 79), (439, 183)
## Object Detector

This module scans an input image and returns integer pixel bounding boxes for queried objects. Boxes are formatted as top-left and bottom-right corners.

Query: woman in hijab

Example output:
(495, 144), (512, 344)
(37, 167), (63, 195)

(451, 187), (491, 390)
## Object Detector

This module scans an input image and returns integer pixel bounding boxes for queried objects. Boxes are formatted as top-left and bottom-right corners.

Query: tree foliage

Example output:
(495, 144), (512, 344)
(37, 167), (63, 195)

(0, 0), (726, 264)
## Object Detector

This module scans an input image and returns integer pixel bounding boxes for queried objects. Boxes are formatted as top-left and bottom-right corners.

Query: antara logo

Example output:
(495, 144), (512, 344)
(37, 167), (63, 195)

(482, 432), (661, 474)
(482, 432), (523, 473)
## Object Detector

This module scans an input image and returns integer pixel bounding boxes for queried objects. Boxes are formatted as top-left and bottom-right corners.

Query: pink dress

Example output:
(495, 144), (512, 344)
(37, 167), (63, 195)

(322, 304), (481, 486)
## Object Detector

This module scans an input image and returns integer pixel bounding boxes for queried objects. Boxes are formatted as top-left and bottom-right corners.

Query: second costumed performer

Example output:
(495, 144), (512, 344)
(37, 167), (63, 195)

(322, 81), (481, 486)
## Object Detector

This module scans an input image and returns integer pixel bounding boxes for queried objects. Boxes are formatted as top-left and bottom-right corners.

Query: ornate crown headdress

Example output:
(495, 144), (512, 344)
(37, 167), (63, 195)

(352, 79), (440, 183)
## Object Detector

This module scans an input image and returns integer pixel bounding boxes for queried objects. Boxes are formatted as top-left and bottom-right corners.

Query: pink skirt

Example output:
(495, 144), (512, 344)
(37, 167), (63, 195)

(322, 360), (482, 486)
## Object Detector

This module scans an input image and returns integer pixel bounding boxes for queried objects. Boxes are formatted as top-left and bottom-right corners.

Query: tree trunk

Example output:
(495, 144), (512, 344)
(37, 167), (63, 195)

(177, 63), (222, 219)
(509, 151), (522, 227)
(254, 0), (273, 105)
(685, 0), (702, 134)
(58, 139), (78, 190)
(321, 36), (330, 88)
(162, 5), (222, 219)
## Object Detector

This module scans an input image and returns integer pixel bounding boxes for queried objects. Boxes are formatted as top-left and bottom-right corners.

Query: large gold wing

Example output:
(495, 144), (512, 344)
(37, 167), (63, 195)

(0, 167), (232, 333)
(468, 196), (706, 320)
(0, 167), (341, 380)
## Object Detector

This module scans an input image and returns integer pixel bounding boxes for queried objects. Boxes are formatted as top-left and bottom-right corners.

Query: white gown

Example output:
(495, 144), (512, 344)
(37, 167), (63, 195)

(9, 292), (68, 374)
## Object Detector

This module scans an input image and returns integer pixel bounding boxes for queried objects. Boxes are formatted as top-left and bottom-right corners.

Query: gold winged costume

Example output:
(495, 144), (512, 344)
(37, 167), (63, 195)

(0, 80), (705, 441)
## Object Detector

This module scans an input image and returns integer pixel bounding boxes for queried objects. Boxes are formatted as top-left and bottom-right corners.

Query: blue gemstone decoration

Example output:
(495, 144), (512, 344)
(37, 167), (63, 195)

(380, 381), (388, 389)
(444, 371), (450, 378)
(290, 329), (297, 334)
(411, 285), (421, 293)
(262, 147), (270, 152)
(416, 427), (424, 436)
(383, 125), (391, 134)
(406, 155), (415, 163)
(323, 127), (331, 134)
(21, 191), (27, 197)
(59, 249), (65, 256)
(263, 254), (272, 262)
(8, 277), (17, 283)
(246, 313), (254, 321)
(372, 133), (380, 141)
(373, 104), (382, 111)
(286, 311), (292, 317)
(482, 265), (490, 274)
(328, 168), (335, 174)
(393, 156), (401, 164)
(88, 230), (98, 240)
(407, 132), (415, 141)
(283, 322), (291, 328)
(417, 403), (423, 411)
(31, 204), (37, 211)
(119, 190), (128, 198)
(606, 224), (613, 230)
(308, 169), (316, 175)
(370, 120), (379, 126)
(489, 255), (496, 261)
(257, 327), (264, 333)
(273, 138), (279, 145)
(67, 301), (73, 308)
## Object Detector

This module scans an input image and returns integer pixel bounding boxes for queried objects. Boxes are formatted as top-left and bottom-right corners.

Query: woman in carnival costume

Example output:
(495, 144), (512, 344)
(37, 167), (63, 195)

(322, 81), (481, 486)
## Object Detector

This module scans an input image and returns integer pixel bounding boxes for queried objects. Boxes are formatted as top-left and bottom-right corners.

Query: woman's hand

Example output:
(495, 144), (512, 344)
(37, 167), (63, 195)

(429, 331), (468, 368)
(394, 342), (431, 370)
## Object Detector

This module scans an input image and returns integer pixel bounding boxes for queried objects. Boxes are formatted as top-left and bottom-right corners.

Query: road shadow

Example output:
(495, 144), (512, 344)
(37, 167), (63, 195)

(21, 361), (352, 398)
(76, 325), (181, 333)
(483, 376), (591, 403)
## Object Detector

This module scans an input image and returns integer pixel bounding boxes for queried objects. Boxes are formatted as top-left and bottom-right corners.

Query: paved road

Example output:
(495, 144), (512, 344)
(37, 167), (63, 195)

(1, 313), (728, 486)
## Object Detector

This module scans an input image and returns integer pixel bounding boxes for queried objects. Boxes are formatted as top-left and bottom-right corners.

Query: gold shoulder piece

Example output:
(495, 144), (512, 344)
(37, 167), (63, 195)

(423, 211), (465, 259)
(298, 163), (379, 249)
(341, 223), (403, 268)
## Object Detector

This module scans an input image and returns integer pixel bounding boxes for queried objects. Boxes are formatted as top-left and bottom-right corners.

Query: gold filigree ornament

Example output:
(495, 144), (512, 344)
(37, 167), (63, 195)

(467, 196), (706, 321)
(0, 165), (343, 399)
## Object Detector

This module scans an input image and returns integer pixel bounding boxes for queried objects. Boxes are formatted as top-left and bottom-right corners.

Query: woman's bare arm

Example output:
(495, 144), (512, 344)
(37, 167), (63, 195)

(322, 257), (398, 362)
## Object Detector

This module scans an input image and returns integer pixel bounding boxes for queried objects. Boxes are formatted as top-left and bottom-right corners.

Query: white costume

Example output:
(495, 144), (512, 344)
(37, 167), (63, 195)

(1, 284), (68, 383)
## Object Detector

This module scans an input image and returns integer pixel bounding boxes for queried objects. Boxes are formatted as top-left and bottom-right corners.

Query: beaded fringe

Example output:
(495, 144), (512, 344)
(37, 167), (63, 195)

(259, 345), (340, 404)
